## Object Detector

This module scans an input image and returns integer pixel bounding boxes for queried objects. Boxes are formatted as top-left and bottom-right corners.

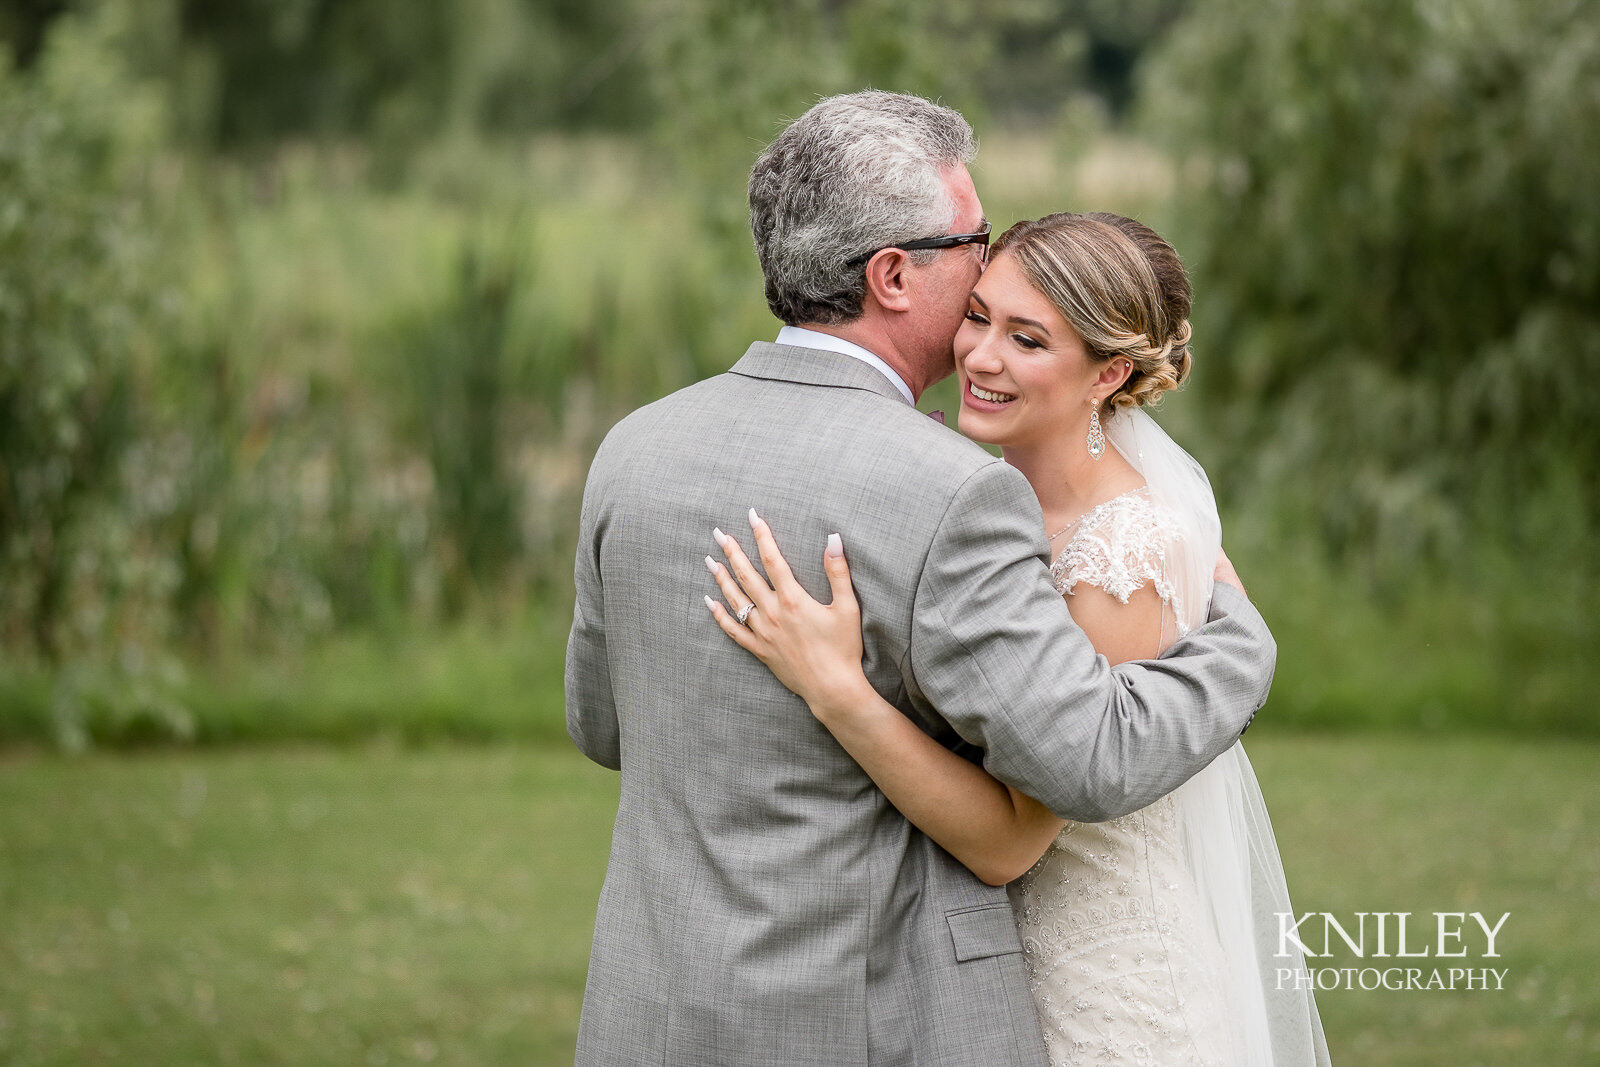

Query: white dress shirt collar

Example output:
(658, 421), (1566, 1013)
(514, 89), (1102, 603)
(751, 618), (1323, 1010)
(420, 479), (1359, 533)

(775, 325), (914, 405)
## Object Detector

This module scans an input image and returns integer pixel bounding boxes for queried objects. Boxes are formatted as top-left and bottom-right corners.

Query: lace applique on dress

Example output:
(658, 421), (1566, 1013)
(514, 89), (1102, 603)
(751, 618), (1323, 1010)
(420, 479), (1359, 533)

(1049, 487), (1188, 633)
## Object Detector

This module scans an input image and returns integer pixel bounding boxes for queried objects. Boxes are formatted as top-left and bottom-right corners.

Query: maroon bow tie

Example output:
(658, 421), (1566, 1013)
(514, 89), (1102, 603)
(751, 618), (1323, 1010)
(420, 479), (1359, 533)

(927, 410), (945, 425)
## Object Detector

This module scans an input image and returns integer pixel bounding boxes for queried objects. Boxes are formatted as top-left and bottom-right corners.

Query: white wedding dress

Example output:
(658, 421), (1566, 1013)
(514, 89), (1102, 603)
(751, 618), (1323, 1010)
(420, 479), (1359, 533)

(1007, 412), (1331, 1066)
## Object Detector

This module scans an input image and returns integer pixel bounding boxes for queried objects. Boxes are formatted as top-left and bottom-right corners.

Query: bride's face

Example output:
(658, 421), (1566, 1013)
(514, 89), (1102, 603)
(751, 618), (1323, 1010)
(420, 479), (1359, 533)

(954, 252), (1103, 449)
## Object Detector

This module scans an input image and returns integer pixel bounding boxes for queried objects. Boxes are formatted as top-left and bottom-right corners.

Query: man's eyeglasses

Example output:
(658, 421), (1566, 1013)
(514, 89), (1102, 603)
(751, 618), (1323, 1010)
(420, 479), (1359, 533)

(847, 222), (991, 268)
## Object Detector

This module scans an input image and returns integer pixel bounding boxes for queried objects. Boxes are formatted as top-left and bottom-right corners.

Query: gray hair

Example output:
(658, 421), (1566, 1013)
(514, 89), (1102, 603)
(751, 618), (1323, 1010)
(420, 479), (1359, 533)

(748, 91), (977, 326)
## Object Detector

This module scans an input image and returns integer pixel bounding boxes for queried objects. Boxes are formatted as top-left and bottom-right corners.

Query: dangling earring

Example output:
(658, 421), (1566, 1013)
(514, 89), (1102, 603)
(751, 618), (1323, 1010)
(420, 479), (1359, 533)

(1086, 398), (1106, 460)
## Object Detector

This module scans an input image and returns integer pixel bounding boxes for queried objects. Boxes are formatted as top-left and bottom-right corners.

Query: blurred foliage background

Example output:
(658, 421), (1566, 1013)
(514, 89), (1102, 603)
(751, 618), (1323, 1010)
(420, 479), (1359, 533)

(0, 0), (1595, 748)
(4, 4), (1598, 1064)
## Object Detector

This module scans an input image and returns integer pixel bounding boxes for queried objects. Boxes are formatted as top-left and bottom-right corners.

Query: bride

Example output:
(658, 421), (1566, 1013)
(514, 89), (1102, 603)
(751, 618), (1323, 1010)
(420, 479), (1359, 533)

(703, 212), (1330, 1064)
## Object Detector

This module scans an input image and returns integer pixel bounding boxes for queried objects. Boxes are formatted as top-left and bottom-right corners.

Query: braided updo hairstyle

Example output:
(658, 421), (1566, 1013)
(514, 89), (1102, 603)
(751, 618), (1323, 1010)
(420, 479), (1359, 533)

(989, 211), (1192, 410)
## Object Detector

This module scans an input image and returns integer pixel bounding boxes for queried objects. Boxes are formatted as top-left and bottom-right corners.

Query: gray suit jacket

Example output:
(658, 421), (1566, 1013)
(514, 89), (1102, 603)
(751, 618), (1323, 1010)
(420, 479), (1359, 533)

(566, 342), (1275, 1066)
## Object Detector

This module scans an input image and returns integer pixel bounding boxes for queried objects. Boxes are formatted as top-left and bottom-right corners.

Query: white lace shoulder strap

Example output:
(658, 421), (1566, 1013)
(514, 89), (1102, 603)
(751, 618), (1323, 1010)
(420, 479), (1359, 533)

(1048, 487), (1187, 618)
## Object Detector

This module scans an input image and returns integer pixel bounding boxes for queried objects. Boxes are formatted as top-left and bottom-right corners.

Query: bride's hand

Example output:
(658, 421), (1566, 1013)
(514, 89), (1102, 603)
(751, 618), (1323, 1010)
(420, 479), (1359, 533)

(704, 509), (872, 718)
(1213, 547), (1247, 596)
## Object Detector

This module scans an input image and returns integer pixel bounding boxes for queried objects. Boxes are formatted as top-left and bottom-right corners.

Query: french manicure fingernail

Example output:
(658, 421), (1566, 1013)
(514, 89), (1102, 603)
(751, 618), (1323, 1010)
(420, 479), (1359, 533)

(748, 507), (761, 527)
(705, 555), (720, 574)
(712, 527), (726, 547)
(827, 533), (843, 558)
(703, 595), (716, 611)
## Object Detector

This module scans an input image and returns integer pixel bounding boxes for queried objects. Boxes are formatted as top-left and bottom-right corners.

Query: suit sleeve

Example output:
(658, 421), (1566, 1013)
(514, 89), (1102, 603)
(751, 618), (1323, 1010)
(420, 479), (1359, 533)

(565, 460), (621, 771)
(906, 461), (1275, 822)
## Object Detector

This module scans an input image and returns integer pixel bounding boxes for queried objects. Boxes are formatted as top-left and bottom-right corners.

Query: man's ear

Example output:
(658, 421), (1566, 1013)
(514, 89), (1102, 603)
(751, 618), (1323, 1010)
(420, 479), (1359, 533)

(863, 249), (914, 313)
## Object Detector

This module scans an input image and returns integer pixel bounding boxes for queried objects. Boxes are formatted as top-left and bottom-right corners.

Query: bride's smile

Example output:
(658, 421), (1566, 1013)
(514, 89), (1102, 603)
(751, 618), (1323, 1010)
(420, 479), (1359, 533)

(967, 381), (1016, 404)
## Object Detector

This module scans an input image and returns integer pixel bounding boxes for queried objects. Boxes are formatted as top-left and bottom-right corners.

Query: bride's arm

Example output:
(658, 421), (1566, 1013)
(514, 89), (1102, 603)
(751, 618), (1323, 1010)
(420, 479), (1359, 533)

(704, 511), (1158, 885)
(1057, 581), (1165, 666)
(791, 670), (1062, 887)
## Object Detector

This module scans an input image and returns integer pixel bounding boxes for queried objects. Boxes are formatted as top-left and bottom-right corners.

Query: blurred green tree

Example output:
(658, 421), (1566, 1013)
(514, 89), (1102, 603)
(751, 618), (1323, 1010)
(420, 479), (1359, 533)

(2, 0), (661, 149)
(0, 0), (70, 68)
(1144, 0), (1600, 577)
(981, 0), (1190, 121)
(0, 8), (170, 657)
(3, 0), (1197, 154)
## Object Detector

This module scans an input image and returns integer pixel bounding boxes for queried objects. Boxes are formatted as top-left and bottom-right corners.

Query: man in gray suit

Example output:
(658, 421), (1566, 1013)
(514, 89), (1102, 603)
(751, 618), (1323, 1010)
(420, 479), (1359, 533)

(566, 91), (1274, 1065)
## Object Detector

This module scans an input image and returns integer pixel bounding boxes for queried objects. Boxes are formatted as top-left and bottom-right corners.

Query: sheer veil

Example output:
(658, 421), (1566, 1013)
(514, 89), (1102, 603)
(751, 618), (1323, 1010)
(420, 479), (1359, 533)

(1105, 408), (1332, 1065)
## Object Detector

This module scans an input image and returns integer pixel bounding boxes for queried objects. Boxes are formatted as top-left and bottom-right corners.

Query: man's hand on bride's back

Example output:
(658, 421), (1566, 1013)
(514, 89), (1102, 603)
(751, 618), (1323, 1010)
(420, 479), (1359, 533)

(1213, 547), (1247, 596)
(703, 509), (876, 719)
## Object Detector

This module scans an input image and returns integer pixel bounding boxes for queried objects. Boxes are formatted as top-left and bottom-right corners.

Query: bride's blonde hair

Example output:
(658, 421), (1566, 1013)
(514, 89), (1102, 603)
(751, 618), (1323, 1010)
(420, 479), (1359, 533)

(990, 212), (1192, 410)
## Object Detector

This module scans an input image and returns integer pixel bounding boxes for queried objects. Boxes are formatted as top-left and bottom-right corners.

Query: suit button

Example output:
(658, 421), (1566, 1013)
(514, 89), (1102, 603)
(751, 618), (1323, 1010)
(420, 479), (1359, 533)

(1240, 711), (1256, 735)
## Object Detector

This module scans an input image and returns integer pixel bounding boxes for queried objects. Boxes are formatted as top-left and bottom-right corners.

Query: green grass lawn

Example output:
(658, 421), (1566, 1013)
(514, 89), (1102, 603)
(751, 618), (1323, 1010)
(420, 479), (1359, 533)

(0, 734), (1595, 1065)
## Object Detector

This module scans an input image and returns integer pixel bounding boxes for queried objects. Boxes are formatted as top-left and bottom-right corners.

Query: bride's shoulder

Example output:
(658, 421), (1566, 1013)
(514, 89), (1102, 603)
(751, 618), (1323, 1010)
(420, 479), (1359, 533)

(1068, 484), (1183, 542)
(1087, 485), (1184, 534)
(1050, 485), (1186, 601)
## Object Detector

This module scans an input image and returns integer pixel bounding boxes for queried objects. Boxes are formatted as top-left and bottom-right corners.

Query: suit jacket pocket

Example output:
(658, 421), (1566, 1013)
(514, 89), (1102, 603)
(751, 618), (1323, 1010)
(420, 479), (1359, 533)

(945, 902), (1024, 963)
